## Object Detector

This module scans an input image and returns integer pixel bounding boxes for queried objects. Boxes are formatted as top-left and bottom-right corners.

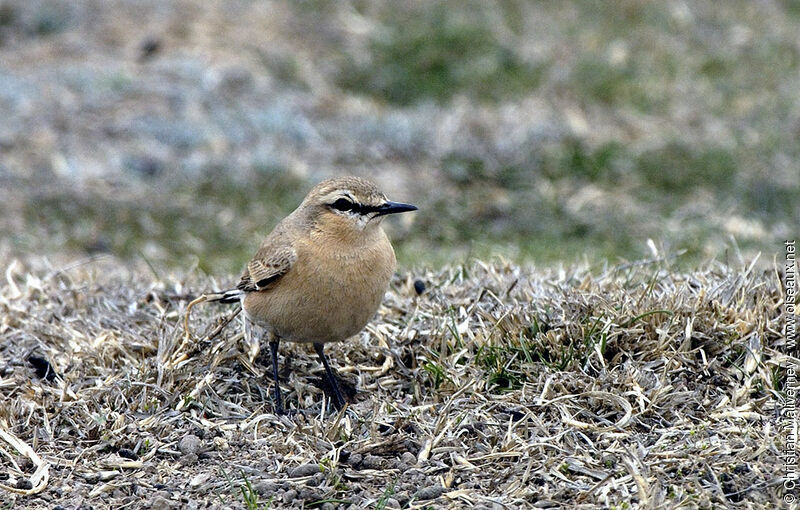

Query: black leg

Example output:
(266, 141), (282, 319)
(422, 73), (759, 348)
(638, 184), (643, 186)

(313, 343), (345, 410)
(269, 339), (284, 414)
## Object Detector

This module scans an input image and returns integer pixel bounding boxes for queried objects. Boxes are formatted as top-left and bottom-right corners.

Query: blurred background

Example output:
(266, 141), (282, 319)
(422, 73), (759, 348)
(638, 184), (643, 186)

(0, 0), (796, 274)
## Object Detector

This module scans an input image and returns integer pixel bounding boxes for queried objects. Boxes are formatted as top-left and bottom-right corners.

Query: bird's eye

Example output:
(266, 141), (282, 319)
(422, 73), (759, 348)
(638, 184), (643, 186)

(331, 198), (354, 211)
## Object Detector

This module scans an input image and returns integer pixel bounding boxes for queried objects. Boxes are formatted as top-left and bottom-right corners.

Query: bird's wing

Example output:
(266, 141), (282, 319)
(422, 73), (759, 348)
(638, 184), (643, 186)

(237, 245), (296, 292)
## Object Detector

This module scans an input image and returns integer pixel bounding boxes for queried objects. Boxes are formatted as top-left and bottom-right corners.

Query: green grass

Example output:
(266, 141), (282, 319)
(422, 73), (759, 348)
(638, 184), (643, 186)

(635, 143), (737, 195)
(216, 469), (272, 510)
(19, 167), (307, 274)
(374, 481), (396, 510)
(239, 473), (262, 510)
(569, 56), (655, 111)
(338, 3), (544, 105)
(543, 139), (628, 183)
(422, 360), (450, 391)
(11, 123), (784, 272)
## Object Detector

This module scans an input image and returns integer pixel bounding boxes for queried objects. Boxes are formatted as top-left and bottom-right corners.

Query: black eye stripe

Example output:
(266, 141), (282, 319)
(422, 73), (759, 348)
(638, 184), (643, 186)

(358, 204), (381, 214)
(330, 198), (383, 215)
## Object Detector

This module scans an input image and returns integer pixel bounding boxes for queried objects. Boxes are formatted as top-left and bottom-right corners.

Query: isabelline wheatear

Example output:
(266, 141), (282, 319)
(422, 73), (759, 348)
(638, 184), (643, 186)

(191, 176), (417, 413)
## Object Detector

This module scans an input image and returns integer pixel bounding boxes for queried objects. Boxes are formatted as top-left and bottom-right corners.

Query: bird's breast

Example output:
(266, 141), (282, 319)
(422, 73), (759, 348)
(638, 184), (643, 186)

(243, 229), (396, 343)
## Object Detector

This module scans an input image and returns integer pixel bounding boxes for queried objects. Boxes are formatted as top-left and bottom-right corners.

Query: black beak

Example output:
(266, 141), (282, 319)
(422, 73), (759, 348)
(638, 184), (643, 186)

(375, 201), (418, 216)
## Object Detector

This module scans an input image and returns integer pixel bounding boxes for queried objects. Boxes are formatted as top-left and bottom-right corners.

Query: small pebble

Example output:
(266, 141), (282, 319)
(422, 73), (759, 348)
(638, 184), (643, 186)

(180, 453), (198, 465)
(288, 463), (320, 477)
(298, 487), (323, 501)
(189, 473), (212, 488)
(361, 454), (384, 470)
(320, 503), (335, 510)
(347, 453), (362, 466)
(213, 436), (229, 450)
(414, 484), (443, 501)
(15, 456), (33, 471)
(413, 279), (426, 295)
(282, 489), (298, 503)
(385, 498), (401, 509)
(395, 491), (410, 505)
(254, 480), (279, 495)
(15, 478), (32, 490)
(178, 434), (201, 456)
(149, 495), (175, 510)
(307, 472), (325, 486)
(118, 448), (139, 460)
(400, 452), (416, 465)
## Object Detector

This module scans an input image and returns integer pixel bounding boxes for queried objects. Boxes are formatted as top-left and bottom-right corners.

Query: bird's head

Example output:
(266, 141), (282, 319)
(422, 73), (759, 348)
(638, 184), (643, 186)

(302, 176), (417, 235)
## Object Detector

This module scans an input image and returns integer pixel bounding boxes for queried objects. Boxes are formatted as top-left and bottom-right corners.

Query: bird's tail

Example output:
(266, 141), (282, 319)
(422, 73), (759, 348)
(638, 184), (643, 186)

(200, 288), (244, 304)
(183, 288), (244, 342)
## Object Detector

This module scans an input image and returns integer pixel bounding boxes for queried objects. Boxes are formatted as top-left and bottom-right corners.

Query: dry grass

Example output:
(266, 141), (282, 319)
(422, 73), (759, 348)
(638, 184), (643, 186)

(0, 254), (788, 508)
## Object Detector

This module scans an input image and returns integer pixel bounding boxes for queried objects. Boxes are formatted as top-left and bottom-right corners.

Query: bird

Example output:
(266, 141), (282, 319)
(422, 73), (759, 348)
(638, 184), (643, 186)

(186, 176), (417, 414)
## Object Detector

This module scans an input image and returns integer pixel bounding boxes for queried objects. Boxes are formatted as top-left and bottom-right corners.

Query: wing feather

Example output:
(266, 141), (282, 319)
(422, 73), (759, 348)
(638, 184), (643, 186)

(237, 246), (296, 292)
